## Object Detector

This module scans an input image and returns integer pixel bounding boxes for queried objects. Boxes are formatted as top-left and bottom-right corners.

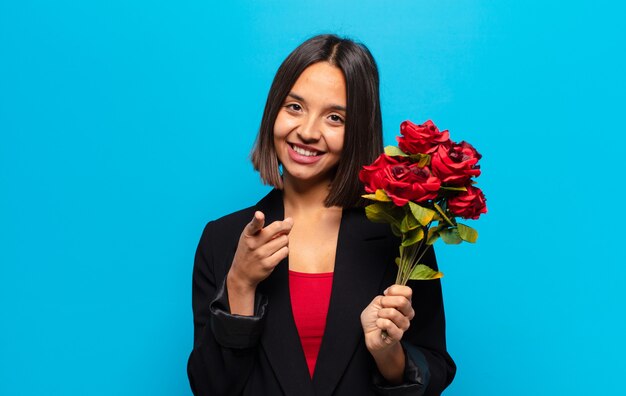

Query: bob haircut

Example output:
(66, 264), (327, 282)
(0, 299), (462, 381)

(251, 34), (383, 208)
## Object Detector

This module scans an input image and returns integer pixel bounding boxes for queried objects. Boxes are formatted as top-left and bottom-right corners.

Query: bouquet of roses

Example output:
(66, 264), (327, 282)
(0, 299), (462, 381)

(359, 120), (487, 285)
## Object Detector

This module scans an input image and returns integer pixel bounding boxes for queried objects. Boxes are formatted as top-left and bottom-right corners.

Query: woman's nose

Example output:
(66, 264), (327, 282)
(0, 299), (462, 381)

(297, 117), (321, 142)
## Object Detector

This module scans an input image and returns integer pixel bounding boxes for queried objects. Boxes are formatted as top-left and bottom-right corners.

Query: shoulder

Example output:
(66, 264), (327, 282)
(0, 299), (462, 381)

(212, 206), (256, 232)
(198, 189), (282, 248)
(198, 206), (255, 251)
(342, 206), (438, 266)
(194, 204), (258, 281)
(342, 206), (398, 242)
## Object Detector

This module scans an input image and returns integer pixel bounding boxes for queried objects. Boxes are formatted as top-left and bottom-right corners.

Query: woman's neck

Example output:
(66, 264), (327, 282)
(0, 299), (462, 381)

(282, 176), (337, 215)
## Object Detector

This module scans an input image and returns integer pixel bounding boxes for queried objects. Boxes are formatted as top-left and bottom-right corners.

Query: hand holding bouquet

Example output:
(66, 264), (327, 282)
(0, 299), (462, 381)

(359, 120), (487, 284)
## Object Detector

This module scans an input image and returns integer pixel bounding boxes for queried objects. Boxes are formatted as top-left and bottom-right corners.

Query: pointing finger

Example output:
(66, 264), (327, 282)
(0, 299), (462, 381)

(246, 211), (265, 236)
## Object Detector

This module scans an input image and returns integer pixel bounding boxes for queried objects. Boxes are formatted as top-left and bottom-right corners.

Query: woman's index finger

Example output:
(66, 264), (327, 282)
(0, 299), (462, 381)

(246, 211), (265, 236)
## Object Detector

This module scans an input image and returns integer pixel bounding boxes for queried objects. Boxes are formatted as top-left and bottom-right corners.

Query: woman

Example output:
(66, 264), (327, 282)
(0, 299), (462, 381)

(187, 34), (456, 396)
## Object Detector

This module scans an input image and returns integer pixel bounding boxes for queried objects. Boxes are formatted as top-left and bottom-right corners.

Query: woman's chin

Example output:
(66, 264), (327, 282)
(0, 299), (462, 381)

(282, 171), (333, 189)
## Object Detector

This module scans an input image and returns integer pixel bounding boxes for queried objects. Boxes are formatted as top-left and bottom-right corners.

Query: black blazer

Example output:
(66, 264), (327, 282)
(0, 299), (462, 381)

(187, 189), (455, 395)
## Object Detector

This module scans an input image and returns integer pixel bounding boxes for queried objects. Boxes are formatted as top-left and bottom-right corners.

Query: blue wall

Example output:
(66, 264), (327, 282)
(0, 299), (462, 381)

(1, 1), (624, 394)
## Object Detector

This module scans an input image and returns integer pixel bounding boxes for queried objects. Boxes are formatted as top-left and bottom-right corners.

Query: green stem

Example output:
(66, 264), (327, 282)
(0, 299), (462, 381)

(405, 245), (430, 284)
(398, 225), (429, 285)
(398, 241), (414, 284)
(405, 238), (422, 284)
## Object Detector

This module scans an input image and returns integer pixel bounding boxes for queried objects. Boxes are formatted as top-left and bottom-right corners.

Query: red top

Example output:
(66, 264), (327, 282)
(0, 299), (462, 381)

(288, 270), (334, 378)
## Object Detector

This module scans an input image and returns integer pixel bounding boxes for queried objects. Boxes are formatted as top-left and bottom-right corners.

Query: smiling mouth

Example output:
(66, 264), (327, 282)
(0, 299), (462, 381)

(289, 143), (322, 157)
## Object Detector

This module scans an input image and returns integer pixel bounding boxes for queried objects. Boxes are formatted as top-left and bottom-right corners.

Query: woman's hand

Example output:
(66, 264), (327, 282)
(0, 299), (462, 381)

(360, 284), (415, 383)
(227, 211), (293, 315)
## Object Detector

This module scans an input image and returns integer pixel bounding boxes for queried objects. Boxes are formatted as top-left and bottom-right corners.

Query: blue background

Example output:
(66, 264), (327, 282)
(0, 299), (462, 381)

(1, 1), (624, 394)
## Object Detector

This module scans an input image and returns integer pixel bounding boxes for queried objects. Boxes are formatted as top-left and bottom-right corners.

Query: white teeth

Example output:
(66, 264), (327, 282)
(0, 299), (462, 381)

(292, 145), (319, 157)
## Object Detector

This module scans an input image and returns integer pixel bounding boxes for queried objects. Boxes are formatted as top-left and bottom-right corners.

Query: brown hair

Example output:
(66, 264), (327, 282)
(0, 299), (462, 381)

(251, 34), (383, 208)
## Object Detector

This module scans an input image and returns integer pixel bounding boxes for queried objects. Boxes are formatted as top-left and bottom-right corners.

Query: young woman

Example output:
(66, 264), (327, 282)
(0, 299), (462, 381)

(187, 34), (456, 396)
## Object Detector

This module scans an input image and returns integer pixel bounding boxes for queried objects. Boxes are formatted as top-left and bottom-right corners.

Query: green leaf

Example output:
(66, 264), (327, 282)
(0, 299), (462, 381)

(457, 223), (478, 243)
(400, 210), (420, 233)
(408, 201), (436, 226)
(390, 223), (402, 237)
(408, 264), (443, 280)
(407, 153), (431, 167)
(440, 227), (462, 244)
(375, 189), (392, 201)
(440, 186), (468, 192)
(401, 227), (424, 246)
(433, 202), (455, 227)
(395, 257), (401, 267)
(365, 203), (401, 226)
(426, 226), (442, 245)
(362, 189), (392, 202)
(384, 146), (408, 157)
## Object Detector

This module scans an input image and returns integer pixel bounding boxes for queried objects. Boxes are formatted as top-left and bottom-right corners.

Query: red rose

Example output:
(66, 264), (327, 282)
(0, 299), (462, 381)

(397, 120), (450, 154)
(359, 154), (398, 192)
(431, 141), (482, 185)
(359, 154), (441, 206)
(448, 185), (487, 220)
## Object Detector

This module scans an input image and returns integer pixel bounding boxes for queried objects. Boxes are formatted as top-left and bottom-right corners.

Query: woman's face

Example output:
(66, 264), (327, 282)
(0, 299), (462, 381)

(273, 62), (346, 188)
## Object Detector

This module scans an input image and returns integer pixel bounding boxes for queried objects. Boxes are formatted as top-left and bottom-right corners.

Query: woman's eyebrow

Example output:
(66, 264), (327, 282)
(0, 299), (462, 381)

(287, 92), (305, 102)
(329, 104), (346, 112)
(287, 92), (346, 112)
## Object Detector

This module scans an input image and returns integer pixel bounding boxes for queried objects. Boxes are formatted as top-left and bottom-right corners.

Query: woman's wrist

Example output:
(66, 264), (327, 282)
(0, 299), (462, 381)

(226, 270), (257, 315)
(370, 342), (406, 385)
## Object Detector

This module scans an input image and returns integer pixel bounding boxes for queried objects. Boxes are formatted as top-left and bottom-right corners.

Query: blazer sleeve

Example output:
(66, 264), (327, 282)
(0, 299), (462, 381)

(187, 221), (268, 396)
(372, 245), (456, 396)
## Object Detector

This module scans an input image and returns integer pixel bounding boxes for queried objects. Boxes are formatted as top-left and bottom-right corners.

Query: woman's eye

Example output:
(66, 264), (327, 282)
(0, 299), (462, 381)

(286, 103), (302, 112)
(329, 114), (345, 124)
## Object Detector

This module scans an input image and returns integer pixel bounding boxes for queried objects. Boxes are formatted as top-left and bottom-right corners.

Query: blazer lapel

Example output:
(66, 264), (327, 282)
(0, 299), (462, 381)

(312, 207), (393, 396)
(255, 190), (316, 396)
(252, 190), (395, 396)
